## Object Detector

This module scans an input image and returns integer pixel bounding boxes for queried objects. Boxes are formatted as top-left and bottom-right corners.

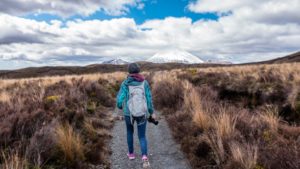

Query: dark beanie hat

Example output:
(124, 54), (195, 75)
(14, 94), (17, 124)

(128, 63), (140, 74)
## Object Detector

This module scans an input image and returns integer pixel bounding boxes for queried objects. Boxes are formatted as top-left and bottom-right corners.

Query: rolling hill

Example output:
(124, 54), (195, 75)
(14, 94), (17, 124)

(262, 51), (300, 63)
(0, 62), (222, 79)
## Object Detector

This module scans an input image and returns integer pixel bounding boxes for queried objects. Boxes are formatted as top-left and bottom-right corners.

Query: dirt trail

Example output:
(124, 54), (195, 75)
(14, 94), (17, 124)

(110, 111), (192, 169)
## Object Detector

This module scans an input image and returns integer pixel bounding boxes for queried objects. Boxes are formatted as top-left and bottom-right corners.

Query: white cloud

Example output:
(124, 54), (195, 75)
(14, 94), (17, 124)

(0, 0), (143, 17)
(0, 14), (151, 65)
(137, 3), (145, 10)
(188, 0), (300, 24)
(186, 0), (300, 60)
(1, 0), (300, 69)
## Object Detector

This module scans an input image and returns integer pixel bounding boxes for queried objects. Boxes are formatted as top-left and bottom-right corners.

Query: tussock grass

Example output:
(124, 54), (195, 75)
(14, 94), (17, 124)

(260, 105), (280, 132)
(153, 63), (300, 169)
(1, 151), (28, 169)
(188, 88), (212, 130)
(229, 142), (258, 169)
(56, 123), (85, 163)
(193, 106), (212, 131)
(213, 111), (237, 140)
(201, 131), (225, 166)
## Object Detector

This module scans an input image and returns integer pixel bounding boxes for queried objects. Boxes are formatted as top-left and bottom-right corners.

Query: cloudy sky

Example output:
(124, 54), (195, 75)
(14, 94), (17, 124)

(0, 0), (299, 69)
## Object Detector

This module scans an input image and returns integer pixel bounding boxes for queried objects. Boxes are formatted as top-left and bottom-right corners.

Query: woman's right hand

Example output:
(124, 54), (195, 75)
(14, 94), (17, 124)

(151, 114), (157, 120)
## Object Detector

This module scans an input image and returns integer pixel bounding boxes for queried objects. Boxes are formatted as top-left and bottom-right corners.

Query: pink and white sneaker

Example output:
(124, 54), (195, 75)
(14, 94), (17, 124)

(142, 155), (150, 168)
(142, 155), (148, 160)
(127, 153), (135, 160)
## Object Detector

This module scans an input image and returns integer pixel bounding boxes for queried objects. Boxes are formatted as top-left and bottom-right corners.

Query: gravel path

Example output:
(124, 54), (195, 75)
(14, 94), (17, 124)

(110, 111), (192, 169)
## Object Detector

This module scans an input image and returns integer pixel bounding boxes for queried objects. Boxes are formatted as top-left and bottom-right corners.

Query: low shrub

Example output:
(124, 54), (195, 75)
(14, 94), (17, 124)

(153, 80), (184, 113)
(159, 67), (300, 169)
(0, 77), (115, 168)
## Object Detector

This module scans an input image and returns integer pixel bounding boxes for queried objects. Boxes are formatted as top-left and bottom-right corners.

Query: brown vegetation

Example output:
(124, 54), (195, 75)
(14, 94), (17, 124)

(0, 74), (123, 169)
(153, 63), (300, 169)
(56, 123), (85, 165)
(1, 151), (28, 169)
(1, 62), (300, 169)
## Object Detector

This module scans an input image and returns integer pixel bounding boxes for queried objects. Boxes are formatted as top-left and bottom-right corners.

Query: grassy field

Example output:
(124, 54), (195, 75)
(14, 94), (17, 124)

(0, 63), (300, 169)
(0, 72), (126, 169)
(152, 63), (300, 169)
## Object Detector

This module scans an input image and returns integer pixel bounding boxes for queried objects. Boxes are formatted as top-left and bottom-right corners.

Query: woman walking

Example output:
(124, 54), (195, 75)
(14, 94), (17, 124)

(116, 63), (155, 168)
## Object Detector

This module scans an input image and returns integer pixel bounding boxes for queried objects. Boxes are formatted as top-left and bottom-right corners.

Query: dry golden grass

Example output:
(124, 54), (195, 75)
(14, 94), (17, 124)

(151, 63), (300, 169)
(201, 131), (225, 166)
(151, 70), (180, 85)
(1, 63), (300, 90)
(213, 111), (237, 140)
(193, 109), (212, 131)
(83, 119), (99, 139)
(182, 80), (195, 111)
(56, 123), (85, 162)
(229, 142), (258, 169)
(0, 91), (10, 103)
(0, 71), (127, 90)
(1, 151), (28, 169)
(99, 71), (127, 83)
(186, 87), (212, 130)
(198, 63), (300, 82)
(183, 81), (237, 137)
(259, 105), (280, 132)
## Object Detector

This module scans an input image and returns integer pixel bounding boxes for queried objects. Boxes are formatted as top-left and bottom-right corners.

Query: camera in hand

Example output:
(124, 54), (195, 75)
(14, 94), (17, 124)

(148, 115), (159, 125)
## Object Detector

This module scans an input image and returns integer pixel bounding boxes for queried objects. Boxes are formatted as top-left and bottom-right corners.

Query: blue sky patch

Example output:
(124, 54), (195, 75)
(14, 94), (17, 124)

(25, 0), (219, 25)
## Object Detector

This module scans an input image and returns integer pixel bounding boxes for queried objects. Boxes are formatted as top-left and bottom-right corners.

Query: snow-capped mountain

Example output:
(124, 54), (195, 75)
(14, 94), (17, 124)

(102, 59), (129, 65)
(147, 50), (204, 64)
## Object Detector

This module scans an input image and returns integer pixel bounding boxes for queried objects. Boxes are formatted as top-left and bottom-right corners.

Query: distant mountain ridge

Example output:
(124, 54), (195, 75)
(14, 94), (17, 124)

(102, 59), (129, 65)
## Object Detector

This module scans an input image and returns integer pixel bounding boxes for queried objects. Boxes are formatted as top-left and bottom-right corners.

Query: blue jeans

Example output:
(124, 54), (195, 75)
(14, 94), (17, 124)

(125, 115), (148, 156)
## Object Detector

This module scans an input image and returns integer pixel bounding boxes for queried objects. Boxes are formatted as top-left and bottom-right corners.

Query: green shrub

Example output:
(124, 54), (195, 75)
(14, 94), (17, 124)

(87, 101), (96, 114)
(45, 95), (60, 103)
